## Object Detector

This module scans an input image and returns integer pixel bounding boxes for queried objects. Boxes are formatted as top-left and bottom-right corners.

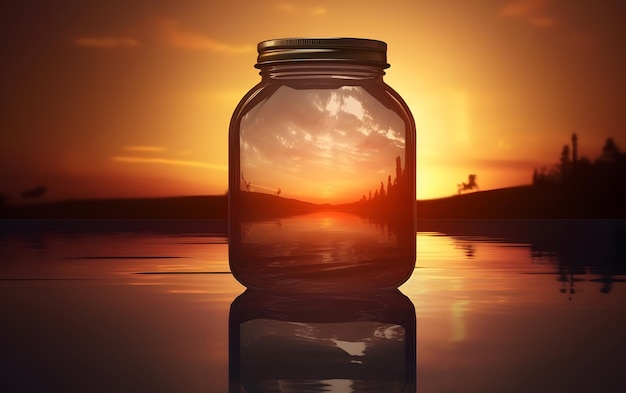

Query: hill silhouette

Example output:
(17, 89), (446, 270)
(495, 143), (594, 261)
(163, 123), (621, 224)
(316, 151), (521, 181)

(419, 133), (626, 219)
(3, 184), (625, 220)
(418, 185), (626, 219)
(239, 191), (322, 212)
(3, 134), (625, 219)
(0, 195), (227, 219)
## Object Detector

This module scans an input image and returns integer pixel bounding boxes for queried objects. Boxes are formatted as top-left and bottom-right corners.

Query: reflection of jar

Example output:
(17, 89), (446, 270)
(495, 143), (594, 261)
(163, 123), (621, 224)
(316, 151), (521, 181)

(229, 290), (416, 392)
(229, 38), (416, 292)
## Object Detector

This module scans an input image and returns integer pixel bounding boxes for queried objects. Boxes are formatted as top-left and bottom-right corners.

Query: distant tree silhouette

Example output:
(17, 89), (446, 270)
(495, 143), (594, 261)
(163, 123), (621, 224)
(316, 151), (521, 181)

(395, 156), (402, 185)
(534, 134), (582, 186)
(349, 155), (413, 245)
(534, 134), (626, 187)
(354, 155), (408, 211)
(598, 137), (621, 163)
(572, 133), (578, 164)
(532, 134), (626, 216)
(560, 144), (570, 182)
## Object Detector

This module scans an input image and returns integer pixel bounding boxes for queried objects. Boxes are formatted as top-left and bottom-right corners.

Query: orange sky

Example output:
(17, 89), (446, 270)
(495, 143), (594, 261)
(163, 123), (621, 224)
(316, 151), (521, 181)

(1, 0), (624, 201)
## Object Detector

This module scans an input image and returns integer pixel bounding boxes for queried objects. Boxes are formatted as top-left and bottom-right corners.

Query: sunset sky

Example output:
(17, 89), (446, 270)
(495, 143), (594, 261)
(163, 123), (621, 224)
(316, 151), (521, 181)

(240, 85), (409, 204)
(1, 0), (624, 202)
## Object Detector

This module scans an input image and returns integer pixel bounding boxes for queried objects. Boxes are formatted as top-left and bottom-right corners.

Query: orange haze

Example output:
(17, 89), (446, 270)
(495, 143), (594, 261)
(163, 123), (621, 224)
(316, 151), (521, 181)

(1, 1), (624, 202)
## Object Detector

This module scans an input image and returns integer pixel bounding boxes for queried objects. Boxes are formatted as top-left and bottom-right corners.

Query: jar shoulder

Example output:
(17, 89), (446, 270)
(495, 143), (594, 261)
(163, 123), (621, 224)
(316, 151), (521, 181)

(232, 79), (413, 123)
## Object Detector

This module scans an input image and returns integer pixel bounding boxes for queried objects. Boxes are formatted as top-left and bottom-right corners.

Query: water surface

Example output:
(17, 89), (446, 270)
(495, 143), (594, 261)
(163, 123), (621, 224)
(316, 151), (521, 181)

(1, 219), (625, 392)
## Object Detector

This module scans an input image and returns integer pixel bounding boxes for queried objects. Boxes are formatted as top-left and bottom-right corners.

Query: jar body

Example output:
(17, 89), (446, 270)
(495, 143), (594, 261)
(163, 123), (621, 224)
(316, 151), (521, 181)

(229, 64), (416, 292)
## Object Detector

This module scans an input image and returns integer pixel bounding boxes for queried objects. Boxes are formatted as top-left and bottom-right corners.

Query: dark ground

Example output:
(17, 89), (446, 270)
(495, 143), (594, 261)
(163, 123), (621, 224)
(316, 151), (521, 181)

(2, 185), (625, 220)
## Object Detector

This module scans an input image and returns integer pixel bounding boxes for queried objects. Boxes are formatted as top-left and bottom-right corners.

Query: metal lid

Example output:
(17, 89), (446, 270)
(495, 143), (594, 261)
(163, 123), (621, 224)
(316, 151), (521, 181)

(256, 37), (389, 68)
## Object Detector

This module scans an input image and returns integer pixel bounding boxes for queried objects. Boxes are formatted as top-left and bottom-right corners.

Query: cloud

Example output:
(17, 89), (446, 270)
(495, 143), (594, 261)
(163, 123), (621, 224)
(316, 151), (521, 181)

(156, 19), (254, 53)
(123, 146), (167, 152)
(500, 0), (546, 17)
(500, 0), (556, 28)
(74, 36), (140, 48)
(239, 85), (406, 202)
(111, 156), (227, 171)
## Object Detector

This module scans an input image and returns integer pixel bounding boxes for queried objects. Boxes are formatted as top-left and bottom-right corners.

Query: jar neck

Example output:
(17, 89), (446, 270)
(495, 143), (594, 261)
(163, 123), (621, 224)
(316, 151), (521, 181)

(258, 62), (386, 81)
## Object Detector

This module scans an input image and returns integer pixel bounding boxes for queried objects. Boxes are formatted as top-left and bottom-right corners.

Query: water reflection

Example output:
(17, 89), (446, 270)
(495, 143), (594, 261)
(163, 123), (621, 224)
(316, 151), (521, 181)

(230, 212), (415, 292)
(229, 290), (416, 393)
(2, 219), (626, 392)
(531, 221), (626, 296)
(407, 221), (626, 393)
(418, 219), (626, 297)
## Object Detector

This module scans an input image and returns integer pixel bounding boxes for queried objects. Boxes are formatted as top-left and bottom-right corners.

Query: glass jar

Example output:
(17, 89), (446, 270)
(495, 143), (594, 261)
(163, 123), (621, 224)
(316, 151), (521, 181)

(229, 38), (416, 292)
